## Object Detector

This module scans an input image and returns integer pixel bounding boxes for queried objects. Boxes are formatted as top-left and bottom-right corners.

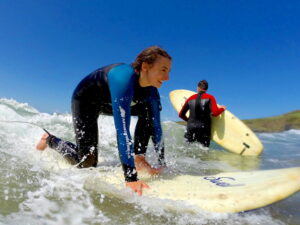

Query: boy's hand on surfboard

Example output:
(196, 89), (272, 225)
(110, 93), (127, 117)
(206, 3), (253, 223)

(126, 180), (149, 196)
(147, 166), (165, 175)
(134, 155), (164, 175)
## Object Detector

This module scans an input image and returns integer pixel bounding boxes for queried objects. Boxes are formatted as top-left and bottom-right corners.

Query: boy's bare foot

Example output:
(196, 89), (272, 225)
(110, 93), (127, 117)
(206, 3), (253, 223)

(36, 133), (49, 151)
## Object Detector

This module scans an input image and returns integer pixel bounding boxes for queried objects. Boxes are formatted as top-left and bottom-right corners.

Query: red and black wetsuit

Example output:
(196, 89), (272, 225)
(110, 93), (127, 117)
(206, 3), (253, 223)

(179, 91), (224, 147)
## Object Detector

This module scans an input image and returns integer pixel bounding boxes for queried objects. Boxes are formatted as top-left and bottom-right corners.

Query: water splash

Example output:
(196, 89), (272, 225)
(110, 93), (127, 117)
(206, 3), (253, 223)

(0, 98), (298, 225)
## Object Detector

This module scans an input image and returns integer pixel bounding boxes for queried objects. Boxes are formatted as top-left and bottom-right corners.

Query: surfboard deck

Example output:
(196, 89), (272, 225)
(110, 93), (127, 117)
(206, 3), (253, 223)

(169, 89), (264, 156)
(85, 167), (300, 213)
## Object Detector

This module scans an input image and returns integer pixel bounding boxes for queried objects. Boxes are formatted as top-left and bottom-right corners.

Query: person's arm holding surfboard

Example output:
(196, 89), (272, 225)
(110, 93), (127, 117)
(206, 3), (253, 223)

(108, 65), (150, 195)
(149, 88), (166, 170)
(178, 97), (191, 121)
(209, 95), (226, 117)
(109, 48), (171, 194)
(134, 88), (166, 175)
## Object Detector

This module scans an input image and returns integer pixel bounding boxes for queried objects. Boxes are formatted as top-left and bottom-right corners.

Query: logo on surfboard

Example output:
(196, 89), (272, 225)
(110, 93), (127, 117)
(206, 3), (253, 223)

(204, 176), (245, 187)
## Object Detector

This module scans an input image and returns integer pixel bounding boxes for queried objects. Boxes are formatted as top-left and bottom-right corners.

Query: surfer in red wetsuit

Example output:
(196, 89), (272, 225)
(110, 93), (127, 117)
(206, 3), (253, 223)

(179, 80), (226, 147)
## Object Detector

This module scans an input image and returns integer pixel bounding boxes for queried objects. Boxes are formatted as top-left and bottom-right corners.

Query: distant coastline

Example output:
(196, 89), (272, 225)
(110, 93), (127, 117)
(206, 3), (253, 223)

(243, 110), (300, 133)
(176, 110), (300, 133)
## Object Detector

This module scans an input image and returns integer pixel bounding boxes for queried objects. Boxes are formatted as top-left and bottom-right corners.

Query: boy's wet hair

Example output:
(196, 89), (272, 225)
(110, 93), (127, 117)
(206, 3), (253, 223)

(132, 46), (172, 73)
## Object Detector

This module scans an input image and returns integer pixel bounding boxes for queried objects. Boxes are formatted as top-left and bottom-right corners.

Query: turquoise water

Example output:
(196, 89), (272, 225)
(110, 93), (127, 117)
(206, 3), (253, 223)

(0, 98), (299, 225)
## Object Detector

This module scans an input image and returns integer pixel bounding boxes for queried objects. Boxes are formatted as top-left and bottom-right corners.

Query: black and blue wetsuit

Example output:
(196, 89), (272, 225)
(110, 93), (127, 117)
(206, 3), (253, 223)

(46, 63), (165, 182)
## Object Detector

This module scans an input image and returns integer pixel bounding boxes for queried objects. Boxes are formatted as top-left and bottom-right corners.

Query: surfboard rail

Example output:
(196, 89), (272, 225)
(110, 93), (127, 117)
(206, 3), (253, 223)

(85, 167), (300, 213)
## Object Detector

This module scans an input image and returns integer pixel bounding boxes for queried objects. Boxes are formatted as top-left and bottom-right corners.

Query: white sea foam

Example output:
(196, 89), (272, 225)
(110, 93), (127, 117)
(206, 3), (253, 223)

(0, 98), (299, 225)
(0, 98), (39, 114)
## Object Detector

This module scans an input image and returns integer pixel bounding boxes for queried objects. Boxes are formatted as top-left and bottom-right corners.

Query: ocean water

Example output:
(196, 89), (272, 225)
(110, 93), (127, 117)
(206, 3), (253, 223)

(0, 98), (299, 225)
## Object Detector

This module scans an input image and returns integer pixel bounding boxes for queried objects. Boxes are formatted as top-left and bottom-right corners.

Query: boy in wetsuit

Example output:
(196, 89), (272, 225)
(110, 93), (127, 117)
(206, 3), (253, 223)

(179, 80), (226, 147)
(36, 46), (172, 195)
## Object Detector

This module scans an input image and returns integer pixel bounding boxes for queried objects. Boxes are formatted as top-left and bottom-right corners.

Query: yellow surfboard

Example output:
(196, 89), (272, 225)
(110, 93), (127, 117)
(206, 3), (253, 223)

(169, 89), (263, 156)
(85, 167), (300, 213)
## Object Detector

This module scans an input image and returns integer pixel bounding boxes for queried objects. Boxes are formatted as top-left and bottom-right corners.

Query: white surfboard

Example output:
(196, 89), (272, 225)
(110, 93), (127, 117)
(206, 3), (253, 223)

(85, 167), (300, 213)
(169, 89), (263, 156)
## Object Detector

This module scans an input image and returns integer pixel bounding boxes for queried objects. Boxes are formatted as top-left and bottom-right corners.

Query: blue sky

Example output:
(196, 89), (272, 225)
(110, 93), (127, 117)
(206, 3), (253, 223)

(0, 0), (299, 121)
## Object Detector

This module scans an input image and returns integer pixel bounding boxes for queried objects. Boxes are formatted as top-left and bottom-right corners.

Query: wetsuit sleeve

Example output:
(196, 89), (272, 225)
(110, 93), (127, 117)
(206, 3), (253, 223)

(148, 88), (165, 165)
(108, 64), (138, 182)
(178, 98), (191, 121)
(209, 95), (225, 117)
